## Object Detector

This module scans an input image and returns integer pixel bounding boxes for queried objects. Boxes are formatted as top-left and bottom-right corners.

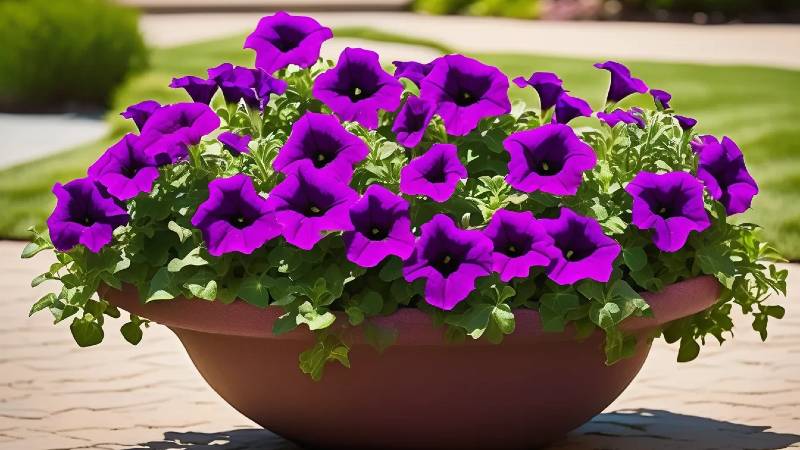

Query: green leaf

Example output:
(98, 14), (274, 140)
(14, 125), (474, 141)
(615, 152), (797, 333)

(167, 221), (194, 243)
(21, 241), (50, 259)
(573, 317), (596, 340)
(494, 285), (516, 304)
(70, 316), (104, 347)
(50, 298), (79, 323)
(185, 279), (217, 301)
(296, 301), (336, 330)
(345, 306), (365, 326)
(273, 312), (299, 335)
(99, 271), (122, 290)
(602, 216), (628, 235)
(239, 274), (271, 308)
(590, 203), (609, 221)
(378, 257), (403, 282)
(695, 243), (736, 288)
(167, 247), (208, 273)
(120, 321), (143, 345)
(29, 293), (56, 316)
(103, 305), (121, 319)
(31, 272), (51, 287)
(677, 335), (700, 362)
(764, 305), (785, 319)
(375, 141), (400, 160)
(603, 328), (637, 364)
(299, 334), (350, 381)
(268, 277), (298, 306)
(145, 268), (175, 302)
(358, 290), (383, 315)
(363, 322), (398, 354)
(590, 301), (622, 330)
(491, 303), (515, 335)
(576, 281), (605, 301)
(445, 303), (493, 339)
(321, 265), (345, 301)
(623, 247), (647, 271)
(539, 291), (580, 332)
(609, 280), (651, 318)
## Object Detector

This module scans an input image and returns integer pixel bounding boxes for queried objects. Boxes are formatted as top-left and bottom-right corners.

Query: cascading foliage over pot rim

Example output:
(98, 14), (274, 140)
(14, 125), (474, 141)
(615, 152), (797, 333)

(24, 11), (788, 381)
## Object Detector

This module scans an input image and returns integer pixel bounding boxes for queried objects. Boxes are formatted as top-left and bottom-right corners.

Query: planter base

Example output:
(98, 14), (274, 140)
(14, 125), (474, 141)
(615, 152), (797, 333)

(106, 276), (720, 449)
(172, 326), (651, 450)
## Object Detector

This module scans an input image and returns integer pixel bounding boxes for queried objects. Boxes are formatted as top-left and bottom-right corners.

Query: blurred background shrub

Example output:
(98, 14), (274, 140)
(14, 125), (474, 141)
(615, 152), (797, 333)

(0, 0), (148, 112)
(413, 0), (541, 19)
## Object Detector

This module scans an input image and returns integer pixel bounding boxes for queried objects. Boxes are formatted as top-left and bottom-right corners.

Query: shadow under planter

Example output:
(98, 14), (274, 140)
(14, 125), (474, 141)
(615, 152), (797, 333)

(126, 410), (800, 450)
(551, 408), (800, 450)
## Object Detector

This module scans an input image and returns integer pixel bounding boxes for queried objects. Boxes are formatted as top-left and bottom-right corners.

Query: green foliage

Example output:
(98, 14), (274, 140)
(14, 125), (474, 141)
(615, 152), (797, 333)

(0, 0), (147, 111)
(21, 32), (790, 381)
(412, 0), (540, 19)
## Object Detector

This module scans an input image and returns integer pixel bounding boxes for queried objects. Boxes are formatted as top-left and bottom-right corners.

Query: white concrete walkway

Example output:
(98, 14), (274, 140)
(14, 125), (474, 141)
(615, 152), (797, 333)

(0, 113), (107, 169)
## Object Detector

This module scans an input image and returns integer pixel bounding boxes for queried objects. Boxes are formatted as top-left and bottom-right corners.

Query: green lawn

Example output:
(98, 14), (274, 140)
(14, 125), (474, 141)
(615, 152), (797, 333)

(3, 29), (800, 259)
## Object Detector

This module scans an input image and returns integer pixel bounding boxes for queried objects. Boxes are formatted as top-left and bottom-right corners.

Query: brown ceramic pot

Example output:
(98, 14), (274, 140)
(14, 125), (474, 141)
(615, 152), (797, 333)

(105, 276), (719, 450)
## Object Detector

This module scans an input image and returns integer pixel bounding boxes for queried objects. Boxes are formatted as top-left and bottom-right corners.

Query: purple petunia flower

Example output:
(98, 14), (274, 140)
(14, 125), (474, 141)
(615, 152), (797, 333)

(343, 184), (415, 268)
(139, 102), (220, 165)
(594, 61), (648, 103)
(650, 89), (672, 110)
(399, 143), (467, 203)
(273, 112), (369, 182)
(403, 214), (493, 310)
(191, 174), (280, 256)
(208, 63), (257, 106)
(139, 134), (190, 166)
(504, 123), (596, 196)
(392, 59), (437, 87)
(554, 93), (593, 124)
(265, 161), (358, 250)
(625, 171), (710, 252)
(539, 208), (621, 285)
(512, 71), (564, 111)
(675, 114), (697, 130)
(420, 54), (511, 136)
(254, 71), (289, 108)
(141, 102), (220, 145)
(597, 108), (645, 128)
(692, 136), (758, 215)
(207, 63), (287, 109)
(244, 11), (333, 74)
(46, 178), (129, 253)
(218, 131), (252, 155)
(392, 95), (436, 148)
(120, 100), (161, 131)
(312, 47), (403, 129)
(169, 76), (218, 105)
(483, 209), (559, 282)
(87, 134), (160, 201)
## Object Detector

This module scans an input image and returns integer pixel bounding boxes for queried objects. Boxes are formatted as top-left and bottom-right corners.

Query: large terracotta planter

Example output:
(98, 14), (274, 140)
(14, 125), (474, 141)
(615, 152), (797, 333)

(106, 276), (719, 450)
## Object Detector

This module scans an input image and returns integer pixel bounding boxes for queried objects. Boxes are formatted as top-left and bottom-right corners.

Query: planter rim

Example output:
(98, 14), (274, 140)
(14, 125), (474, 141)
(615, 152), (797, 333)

(104, 276), (720, 346)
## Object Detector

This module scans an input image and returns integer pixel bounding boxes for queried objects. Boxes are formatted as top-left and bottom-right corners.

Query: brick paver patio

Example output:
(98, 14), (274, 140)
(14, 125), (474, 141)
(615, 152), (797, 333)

(1, 240), (798, 449)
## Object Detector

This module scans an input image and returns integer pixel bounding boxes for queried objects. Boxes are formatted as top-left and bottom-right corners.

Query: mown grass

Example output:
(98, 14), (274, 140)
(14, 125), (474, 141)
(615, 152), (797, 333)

(2, 28), (799, 259)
